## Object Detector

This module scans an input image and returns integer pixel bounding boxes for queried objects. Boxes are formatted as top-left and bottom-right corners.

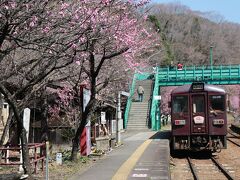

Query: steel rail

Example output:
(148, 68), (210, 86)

(210, 157), (234, 180)
(187, 157), (199, 180)
(227, 130), (240, 147)
(227, 130), (240, 138)
(227, 138), (240, 148)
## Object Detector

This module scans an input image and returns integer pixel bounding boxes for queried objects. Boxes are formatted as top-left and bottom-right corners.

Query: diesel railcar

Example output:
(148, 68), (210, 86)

(170, 82), (227, 152)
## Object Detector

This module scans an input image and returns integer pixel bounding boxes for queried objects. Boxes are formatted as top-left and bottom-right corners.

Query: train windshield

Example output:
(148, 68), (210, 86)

(210, 95), (225, 112)
(192, 95), (205, 113)
(172, 96), (188, 113)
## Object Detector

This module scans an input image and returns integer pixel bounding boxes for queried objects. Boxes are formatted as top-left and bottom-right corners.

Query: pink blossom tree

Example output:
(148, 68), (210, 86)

(61, 0), (157, 160)
(0, 0), (101, 173)
(0, 0), (158, 170)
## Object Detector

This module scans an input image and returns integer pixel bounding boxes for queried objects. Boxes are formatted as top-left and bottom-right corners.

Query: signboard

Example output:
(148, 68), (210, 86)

(23, 108), (31, 142)
(19, 108), (31, 172)
(80, 88), (91, 156)
(83, 88), (91, 112)
(111, 120), (116, 134)
(101, 112), (106, 124)
(121, 91), (130, 97)
(154, 96), (161, 100)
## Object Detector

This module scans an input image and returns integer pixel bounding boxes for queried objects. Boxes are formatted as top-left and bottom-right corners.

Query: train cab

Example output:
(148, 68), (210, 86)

(170, 82), (227, 152)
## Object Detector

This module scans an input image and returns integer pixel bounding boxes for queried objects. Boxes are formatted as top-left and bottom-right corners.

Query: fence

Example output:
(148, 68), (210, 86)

(0, 142), (46, 174)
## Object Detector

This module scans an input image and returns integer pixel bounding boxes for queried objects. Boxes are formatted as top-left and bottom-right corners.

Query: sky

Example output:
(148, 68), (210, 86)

(151, 0), (240, 24)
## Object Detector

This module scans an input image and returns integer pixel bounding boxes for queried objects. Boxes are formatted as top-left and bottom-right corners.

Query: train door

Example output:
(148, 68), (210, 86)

(191, 93), (208, 134)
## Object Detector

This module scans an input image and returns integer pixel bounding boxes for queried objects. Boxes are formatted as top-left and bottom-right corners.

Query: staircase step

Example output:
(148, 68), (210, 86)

(127, 127), (148, 129)
(130, 107), (149, 110)
(129, 112), (148, 114)
(128, 118), (147, 121)
(127, 124), (147, 126)
(131, 104), (149, 107)
(128, 119), (147, 121)
(127, 125), (148, 128)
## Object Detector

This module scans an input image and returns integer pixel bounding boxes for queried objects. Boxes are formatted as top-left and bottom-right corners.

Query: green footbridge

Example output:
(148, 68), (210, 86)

(124, 65), (240, 131)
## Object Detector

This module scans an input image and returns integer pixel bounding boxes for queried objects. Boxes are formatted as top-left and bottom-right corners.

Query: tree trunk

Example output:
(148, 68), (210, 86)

(71, 98), (96, 161)
(0, 109), (13, 146)
(41, 98), (49, 142)
(71, 50), (97, 161)
(0, 109), (13, 162)
(0, 85), (31, 174)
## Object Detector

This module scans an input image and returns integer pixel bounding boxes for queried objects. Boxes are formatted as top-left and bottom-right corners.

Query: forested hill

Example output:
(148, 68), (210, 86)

(148, 3), (240, 66)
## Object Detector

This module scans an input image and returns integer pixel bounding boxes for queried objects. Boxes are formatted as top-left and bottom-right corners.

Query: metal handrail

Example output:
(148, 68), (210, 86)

(146, 80), (154, 128)
(150, 67), (160, 131)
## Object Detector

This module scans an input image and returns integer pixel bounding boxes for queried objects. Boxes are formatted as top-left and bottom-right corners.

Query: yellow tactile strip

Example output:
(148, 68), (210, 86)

(112, 139), (152, 180)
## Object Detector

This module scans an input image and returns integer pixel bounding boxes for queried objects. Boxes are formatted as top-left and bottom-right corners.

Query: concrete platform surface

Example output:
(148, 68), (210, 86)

(69, 130), (170, 180)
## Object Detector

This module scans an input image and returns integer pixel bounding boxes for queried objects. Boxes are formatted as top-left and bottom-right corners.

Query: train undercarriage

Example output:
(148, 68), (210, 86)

(172, 135), (227, 152)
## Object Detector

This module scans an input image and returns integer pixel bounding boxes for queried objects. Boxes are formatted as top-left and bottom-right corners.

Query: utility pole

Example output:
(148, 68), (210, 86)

(116, 92), (121, 145)
(116, 91), (129, 145)
(210, 46), (213, 67)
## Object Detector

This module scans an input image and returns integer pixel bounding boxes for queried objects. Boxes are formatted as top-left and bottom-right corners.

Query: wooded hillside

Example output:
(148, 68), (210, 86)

(148, 3), (240, 66)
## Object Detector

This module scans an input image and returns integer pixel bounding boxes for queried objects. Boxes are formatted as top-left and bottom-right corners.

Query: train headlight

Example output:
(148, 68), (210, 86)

(213, 119), (224, 125)
(175, 120), (186, 125)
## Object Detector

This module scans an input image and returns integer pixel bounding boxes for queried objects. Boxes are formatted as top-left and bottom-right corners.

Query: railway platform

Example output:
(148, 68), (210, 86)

(70, 129), (171, 180)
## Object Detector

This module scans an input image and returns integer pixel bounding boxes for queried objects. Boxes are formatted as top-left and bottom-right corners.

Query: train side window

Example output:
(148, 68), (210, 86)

(209, 95), (225, 113)
(172, 96), (188, 113)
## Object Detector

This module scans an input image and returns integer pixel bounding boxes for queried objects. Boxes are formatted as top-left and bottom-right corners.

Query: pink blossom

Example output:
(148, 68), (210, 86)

(75, 60), (81, 65)
(59, 11), (65, 17)
(71, 43), (77, 49)
(101, 0), (110, 5)
(9, 2), (17, 9)
(61, 3), (69, 10)
(29, 16), (38, 27)
(42, 26), (50, 33)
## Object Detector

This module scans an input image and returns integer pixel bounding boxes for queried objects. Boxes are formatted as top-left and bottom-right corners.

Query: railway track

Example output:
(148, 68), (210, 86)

(227, 130), (240, 147)
(186, 156), (234, 180)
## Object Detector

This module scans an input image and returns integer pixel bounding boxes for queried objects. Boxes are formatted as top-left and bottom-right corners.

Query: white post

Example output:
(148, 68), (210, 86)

(19, 108), (31, 172)
(6, 146), (9, 163)
(116, 92), (121, 145)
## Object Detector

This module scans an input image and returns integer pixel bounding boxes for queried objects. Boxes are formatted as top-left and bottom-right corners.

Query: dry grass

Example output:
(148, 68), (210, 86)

(0, 151), (104, 180)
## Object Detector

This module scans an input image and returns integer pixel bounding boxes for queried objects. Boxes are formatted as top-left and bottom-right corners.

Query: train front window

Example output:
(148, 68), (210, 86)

(192, 95), (204, 113)
(210, 95), (225, 113)
(173, 96), (188, 113)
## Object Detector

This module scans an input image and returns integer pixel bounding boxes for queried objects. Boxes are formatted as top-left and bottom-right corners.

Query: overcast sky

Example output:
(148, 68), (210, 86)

(151, 0), (240, 24)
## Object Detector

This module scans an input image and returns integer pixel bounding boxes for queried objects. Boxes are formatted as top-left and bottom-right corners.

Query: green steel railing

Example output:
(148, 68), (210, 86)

(124, 73), (152, 128)
(157, 64), (240, 85)
(150, 67), (160, 131)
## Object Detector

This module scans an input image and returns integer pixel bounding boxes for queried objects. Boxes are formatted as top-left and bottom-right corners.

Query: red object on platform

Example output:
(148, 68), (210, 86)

(80, 127), (87, 156)
(80, 126), (91, 156)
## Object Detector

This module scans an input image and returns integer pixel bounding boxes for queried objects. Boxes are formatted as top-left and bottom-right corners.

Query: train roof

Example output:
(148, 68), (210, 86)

(171, 83), (226, 94)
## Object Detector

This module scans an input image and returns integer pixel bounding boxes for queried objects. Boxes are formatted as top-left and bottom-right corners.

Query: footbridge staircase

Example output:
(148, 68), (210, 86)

(125, 65), (240, 131)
